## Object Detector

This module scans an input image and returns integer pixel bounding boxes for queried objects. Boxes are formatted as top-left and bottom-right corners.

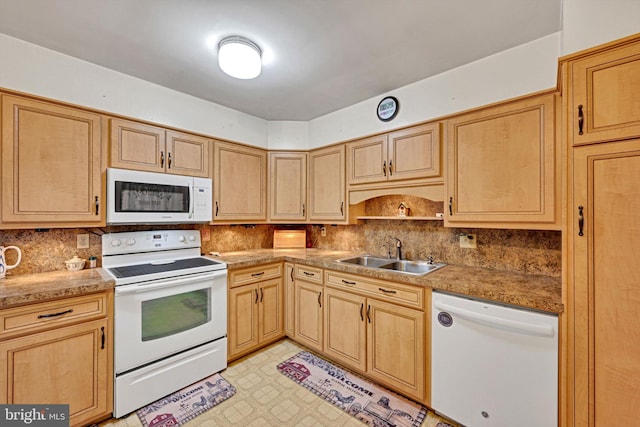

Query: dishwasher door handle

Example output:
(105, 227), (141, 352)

(434, 301), (555, 337)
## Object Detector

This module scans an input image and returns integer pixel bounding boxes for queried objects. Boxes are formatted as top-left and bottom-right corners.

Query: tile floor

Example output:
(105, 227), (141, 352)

(99, 339), (457, 427)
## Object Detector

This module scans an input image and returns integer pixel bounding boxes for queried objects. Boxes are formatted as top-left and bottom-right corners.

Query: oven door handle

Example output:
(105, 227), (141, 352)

(114, 271), (227, 295)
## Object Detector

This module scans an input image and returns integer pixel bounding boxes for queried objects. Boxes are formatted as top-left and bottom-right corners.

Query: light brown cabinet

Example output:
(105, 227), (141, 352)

(445, 91), (559, 230)
(563, 33), (640, 427)
(308, 144), (347, 223)
(293, 265), (324, 353)
(346, 122), (441, 187)
(1, 94), (105, 228)
(110, 118), (210, 177)
(565, 37), (640, 146)
(228, 263), (284, 360)
(324, 270), (427, 402)
(213, 140), (267, 222)
(0, 292), (113, 427)
(268, 152), (307, 222)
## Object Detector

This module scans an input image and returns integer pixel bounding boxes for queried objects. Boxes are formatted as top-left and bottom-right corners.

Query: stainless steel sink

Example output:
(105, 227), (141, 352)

(379, 260), (446, 275)
(337, 256), (446, 276)
(337, 255), (391, 268)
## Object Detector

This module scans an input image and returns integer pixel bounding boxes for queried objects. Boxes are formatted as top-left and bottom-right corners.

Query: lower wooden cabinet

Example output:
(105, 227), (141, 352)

(324, 286), (426, 402)
(0, 292), (113, 427)
(293, 265), (324, 353)
(228, 264), (284, 360)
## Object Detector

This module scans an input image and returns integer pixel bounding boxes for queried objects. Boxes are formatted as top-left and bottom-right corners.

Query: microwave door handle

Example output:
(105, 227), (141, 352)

(189, 184), (195, 218)
(114, 271), (226, 295)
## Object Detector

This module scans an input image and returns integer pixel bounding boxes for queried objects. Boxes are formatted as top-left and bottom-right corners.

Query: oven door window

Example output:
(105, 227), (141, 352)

(115, 180), (190, 213)
(141, 288), (210, 341)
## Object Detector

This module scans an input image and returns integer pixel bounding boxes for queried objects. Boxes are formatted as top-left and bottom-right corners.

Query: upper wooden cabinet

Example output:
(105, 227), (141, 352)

(110, 118), (210, 177)
(308, 144), (346, 223)
(445, 91), (560, 230)
(213, 140), (267, 222)
(1, 94), (105, 228)
(268, 152), (307, 222)
(564, 36), (640, 146)
(346, 122), (441, 187)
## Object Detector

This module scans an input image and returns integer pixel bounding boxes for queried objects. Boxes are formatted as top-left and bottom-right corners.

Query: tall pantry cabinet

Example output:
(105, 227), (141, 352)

(563, 34), (640, 427)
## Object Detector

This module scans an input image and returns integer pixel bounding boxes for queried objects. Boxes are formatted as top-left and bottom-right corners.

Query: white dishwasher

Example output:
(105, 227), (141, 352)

(431, 291), (558, 427)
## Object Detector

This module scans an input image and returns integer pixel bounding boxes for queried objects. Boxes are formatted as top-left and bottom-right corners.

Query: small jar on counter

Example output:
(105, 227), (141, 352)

(88, 256), (97, 269)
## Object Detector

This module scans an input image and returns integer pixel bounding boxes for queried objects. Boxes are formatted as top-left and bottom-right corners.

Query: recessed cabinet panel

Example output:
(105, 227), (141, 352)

(347, 135), (388, 185)
(269, 152), (307, 221)
(308, 145), (346, 222)
(110, 119), (165, 172)
(569, 41), (640, 145)
(166, 130), (210, 177)
(446, 92), (558, 229)
(388, 123), (440, 180)
(1, 95), (103, 226)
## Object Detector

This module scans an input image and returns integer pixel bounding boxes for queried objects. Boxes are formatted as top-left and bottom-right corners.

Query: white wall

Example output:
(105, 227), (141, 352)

(308, 34), (561, 148)
(267, 121), (309, 150)
(0, 33), (269, 147)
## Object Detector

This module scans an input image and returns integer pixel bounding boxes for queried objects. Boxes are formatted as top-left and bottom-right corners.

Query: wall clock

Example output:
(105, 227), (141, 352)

(377, 96), (399, 122)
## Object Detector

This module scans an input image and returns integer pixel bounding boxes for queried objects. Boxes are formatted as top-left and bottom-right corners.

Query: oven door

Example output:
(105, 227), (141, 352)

(114, 270), (227, 374)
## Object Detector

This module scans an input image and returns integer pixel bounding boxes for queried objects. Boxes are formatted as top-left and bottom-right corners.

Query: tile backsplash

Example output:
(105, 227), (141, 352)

(1, 219), (560, 277)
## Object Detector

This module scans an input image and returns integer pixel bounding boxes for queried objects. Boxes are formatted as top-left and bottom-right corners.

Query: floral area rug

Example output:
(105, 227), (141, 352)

(278, 351), (445, 427)
(136, 373), (236, 427)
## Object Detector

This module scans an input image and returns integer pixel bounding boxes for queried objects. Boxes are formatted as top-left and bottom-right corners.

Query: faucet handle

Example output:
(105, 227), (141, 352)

(427, 255), (434, 264)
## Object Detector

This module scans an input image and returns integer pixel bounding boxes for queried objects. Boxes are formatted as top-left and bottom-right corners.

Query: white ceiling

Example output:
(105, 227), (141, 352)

(0, 0), (562, 121)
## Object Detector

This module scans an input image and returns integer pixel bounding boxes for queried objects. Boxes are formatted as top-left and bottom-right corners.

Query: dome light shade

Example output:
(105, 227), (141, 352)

(218, 36), (262, 79)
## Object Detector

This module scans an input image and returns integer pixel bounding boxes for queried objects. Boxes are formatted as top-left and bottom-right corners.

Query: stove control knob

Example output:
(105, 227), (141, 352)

(188, 235), (196, 242)
(178, 235), (186, 243)
(126, 239), (136, 246)
(111, 239), (122, 247)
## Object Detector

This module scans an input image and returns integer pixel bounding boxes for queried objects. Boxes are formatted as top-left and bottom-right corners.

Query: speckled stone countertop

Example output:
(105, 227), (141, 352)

(215, 249), (563, 313)
(0, 249), (562, 314)
(0, 269), (115, 309)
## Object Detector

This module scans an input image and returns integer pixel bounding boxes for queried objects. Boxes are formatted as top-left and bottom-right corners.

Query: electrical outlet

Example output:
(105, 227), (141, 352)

(459, 233), (477, 249)
(320, 226), (327, 237)
(201, 228), (211, 241)
(77, 234), (90, 249)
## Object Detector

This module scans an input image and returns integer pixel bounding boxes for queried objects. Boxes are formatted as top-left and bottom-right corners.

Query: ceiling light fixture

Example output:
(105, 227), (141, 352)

(218, 36), (262, 79)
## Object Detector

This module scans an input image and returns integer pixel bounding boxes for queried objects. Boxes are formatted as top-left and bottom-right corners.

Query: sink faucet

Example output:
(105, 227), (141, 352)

(394, 238), (403, 260)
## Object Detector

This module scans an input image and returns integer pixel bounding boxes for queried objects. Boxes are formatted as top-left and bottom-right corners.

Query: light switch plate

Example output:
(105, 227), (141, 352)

(459, 233), (477, 249)
(77, 234), (90, 249)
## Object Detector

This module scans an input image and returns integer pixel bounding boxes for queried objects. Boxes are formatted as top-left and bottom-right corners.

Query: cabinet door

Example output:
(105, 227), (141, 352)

(110, 118), (166, 173)
(268, 152), (307, 221)
(258, 278), (284, 343)
(569, 40), (640, 145)
(388, 122), (440, 182)
(1, 95), (103, 226)
(324, 287), (366, 372)
(572, 140), (640, 426)
(166, 130), (210, 177)
(213, 141), (267, 221)
(308, 144), (346, 222)
(446, 92), (558, 229)
(294, 280), (323, 352)
(284, 263), (296, 337)
(0, 319), (110, 427)
(228, 284), (259, 359)
(366, 298), (425, 401)
(346, 134), (388, 185)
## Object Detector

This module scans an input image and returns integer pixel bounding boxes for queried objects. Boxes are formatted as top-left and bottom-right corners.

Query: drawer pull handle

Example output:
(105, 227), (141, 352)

(388, 160), (393, 176)
(449, 197), (453, 216)
(360, 303), (364, 321)
(38, 309), (73, 319)
(378, 287), (397, 295)
(318, 291), (322, 308)
(101, 326), (105, 350)
(254, 289), (259, 304)
(383, 160), (387, 176)
(367, 304), (371, 323)
(341, 279), (356, 286)
(251, 272), (265, 277)
(303, 271), (315, 277)
(578, 104), (584, 135)
(290, 268), (294, 282)
(578, 205), (584, 236)
(260, 288), (264, 303)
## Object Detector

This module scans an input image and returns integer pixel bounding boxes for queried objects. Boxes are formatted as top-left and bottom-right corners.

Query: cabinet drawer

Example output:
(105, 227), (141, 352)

(0, 292), (108, 340)
(294, 265), (323, 284)
(325, 270), (424, 309)
(229, 263), (282, 288)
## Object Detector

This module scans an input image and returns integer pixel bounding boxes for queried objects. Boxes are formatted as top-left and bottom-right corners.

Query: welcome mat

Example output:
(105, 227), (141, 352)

(277, 351), (430, 427)
(136, 373), (236, 427)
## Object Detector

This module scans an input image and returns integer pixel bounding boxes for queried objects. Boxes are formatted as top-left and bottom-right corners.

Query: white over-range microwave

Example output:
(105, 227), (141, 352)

(107, 168), (212, 224)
